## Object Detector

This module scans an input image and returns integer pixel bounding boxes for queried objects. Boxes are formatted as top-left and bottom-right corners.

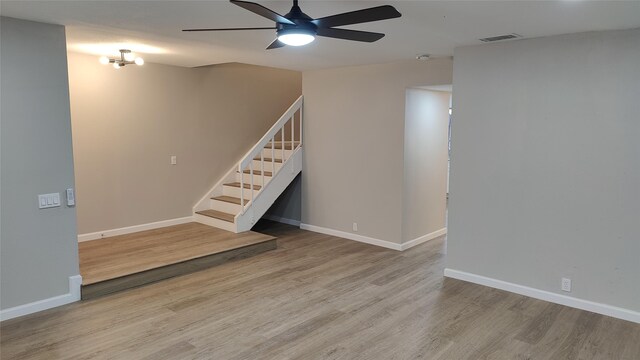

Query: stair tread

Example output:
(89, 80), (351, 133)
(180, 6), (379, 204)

(239, 169), (273, 177)
(254, 157), (283, 163)
(195, 209), (235, 223)
(212, 195), (249, 205)
(224, 182), (261, 190)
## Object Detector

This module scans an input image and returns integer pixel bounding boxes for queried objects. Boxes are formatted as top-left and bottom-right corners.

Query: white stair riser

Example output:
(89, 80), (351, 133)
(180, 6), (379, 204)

(194, 213), (237, 232)
(260, 148), (294, 160)
(209, 199), (242, 214)
(223, 185), (260, 199)
(251, 159), (282, 172)
(235, 172), (272, 186)
(267, 141), (300, 148)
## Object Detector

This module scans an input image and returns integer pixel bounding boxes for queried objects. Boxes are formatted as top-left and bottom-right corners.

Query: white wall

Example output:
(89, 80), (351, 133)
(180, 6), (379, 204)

(302, 59), (453, 244)
(403, 89), (450, 242)
(448, 29), (640, 314)
(1, 17), (79, 310)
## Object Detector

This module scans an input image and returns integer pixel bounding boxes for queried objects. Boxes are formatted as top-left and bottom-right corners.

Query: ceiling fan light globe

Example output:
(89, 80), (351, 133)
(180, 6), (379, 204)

(99, 56), (110, 65)
(278, 33), (315, 46)
(113, 62), (122, 69)
(135, 57), (145, 66)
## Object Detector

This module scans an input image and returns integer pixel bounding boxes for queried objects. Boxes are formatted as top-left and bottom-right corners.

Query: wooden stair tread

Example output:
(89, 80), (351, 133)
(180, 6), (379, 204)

(195, 209), (235, 223)
(254, 157), (283, 163)
(211, 195), (249, 205)
(239, 169), (272, 176)
(224, 182), (261, 190)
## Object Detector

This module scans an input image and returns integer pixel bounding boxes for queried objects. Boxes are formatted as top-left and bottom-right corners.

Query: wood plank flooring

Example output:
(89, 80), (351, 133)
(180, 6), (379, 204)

(78, 222), (274, 285)
(2, 220), (639, 359)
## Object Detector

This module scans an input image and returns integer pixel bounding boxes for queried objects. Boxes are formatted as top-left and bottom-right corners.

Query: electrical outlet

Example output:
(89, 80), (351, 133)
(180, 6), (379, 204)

(561, 277), (572, 292)
(353, 222), (358, 232)
(171, 155), (177, 165)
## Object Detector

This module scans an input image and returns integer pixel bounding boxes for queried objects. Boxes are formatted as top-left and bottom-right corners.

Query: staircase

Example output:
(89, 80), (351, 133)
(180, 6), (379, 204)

(193, 96), (303, 233)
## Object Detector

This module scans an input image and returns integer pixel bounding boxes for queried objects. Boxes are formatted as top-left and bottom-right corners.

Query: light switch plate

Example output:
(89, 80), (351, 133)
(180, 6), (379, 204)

(38, 193), (61, 209)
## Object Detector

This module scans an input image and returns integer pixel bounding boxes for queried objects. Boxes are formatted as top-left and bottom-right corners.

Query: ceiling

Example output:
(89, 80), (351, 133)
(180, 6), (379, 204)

(2, 1), (639, 71)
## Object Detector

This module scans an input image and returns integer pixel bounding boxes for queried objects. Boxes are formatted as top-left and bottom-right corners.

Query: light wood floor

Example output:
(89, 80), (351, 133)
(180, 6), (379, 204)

(2, 221), (639, 359)
(79, 222), (275, 285)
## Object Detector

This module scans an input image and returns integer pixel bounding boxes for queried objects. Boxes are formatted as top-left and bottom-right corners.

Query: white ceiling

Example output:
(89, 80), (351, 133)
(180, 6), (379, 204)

(2, 1), (639, 71)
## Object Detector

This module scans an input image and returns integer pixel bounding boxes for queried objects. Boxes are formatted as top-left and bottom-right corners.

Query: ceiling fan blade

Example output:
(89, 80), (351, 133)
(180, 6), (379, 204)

(266, 39), (286, 50)
(183, 27), (276, 32)
(312, 5), (401, 28)
(316, 28), (385, 42)
(230, 0), (295, 25)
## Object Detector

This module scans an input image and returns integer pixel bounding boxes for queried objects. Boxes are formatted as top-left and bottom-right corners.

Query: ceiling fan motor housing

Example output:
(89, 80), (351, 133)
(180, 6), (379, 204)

(277, 3), (317, 37)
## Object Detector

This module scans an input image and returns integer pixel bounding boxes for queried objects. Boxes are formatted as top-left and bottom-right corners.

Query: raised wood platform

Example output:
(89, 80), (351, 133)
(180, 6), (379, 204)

(79, 222), (276, 299)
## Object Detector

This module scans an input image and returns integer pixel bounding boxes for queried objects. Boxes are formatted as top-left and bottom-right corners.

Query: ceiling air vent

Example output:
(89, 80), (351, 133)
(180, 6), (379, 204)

(478, 33), (522, 43)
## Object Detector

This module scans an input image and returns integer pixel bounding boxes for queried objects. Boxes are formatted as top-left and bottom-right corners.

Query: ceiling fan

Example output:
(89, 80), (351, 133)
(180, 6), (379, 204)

(183, 0), (402, 49)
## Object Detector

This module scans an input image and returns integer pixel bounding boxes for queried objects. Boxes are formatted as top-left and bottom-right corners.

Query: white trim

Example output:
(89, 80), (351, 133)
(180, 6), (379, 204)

(77, 216), (193, 242)
(262, 214), (301, 227)
(400, 228), (447, 251)
(300, 223), (403, 251)
(444, 268), (640, 324)
(0, 275), (82, 322)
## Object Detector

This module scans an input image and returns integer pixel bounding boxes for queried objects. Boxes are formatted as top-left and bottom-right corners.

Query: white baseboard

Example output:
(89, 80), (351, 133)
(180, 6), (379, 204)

(78, 216), (193, 242)
(444, 268), (640, 324)
(0, 275), (82, 322)
(401, 228), (447, 251)
(262, 214), (301, 227)
(300, 223), (403, 251)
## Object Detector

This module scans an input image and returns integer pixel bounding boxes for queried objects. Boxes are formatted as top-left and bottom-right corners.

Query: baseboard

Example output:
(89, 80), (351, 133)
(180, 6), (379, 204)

(262, 214), (301, 227)
(401, 228), (447, 251)
(0, 275), (82, 322)
(78, 216), (193, 242)
(300, 223), (402, 251)
(444, 268), (640, 324)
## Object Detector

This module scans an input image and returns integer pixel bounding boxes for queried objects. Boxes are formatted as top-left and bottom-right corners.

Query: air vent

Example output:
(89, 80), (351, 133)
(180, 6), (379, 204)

(478, 34), (522, 43)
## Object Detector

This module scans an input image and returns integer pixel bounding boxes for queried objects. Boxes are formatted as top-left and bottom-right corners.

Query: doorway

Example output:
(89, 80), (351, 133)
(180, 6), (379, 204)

(402, 86), (452, 244)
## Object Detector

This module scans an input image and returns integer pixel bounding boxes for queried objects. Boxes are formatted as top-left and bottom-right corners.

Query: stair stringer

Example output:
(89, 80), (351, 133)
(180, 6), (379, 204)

(235, 148), (302, 232)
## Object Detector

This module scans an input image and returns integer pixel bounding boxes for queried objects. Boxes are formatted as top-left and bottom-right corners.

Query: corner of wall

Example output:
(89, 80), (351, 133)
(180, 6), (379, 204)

(0, 275), (82, 322)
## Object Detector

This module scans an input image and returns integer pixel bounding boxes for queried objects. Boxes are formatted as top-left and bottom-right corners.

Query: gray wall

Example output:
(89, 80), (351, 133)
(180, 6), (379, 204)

(302, 59), (453, 244)
(403, 89), (450, 241)
(1, 17), (79, 309)
(264, 174), (301, 222)
(448, 29), (640, 311)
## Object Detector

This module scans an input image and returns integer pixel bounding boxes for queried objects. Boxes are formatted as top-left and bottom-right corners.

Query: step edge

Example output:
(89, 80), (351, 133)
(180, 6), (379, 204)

(195, 210), (236, 223)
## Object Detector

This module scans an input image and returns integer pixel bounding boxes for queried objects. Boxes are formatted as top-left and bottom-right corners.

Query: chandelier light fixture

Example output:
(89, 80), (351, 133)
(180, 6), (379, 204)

(99, 49), (144, 69)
